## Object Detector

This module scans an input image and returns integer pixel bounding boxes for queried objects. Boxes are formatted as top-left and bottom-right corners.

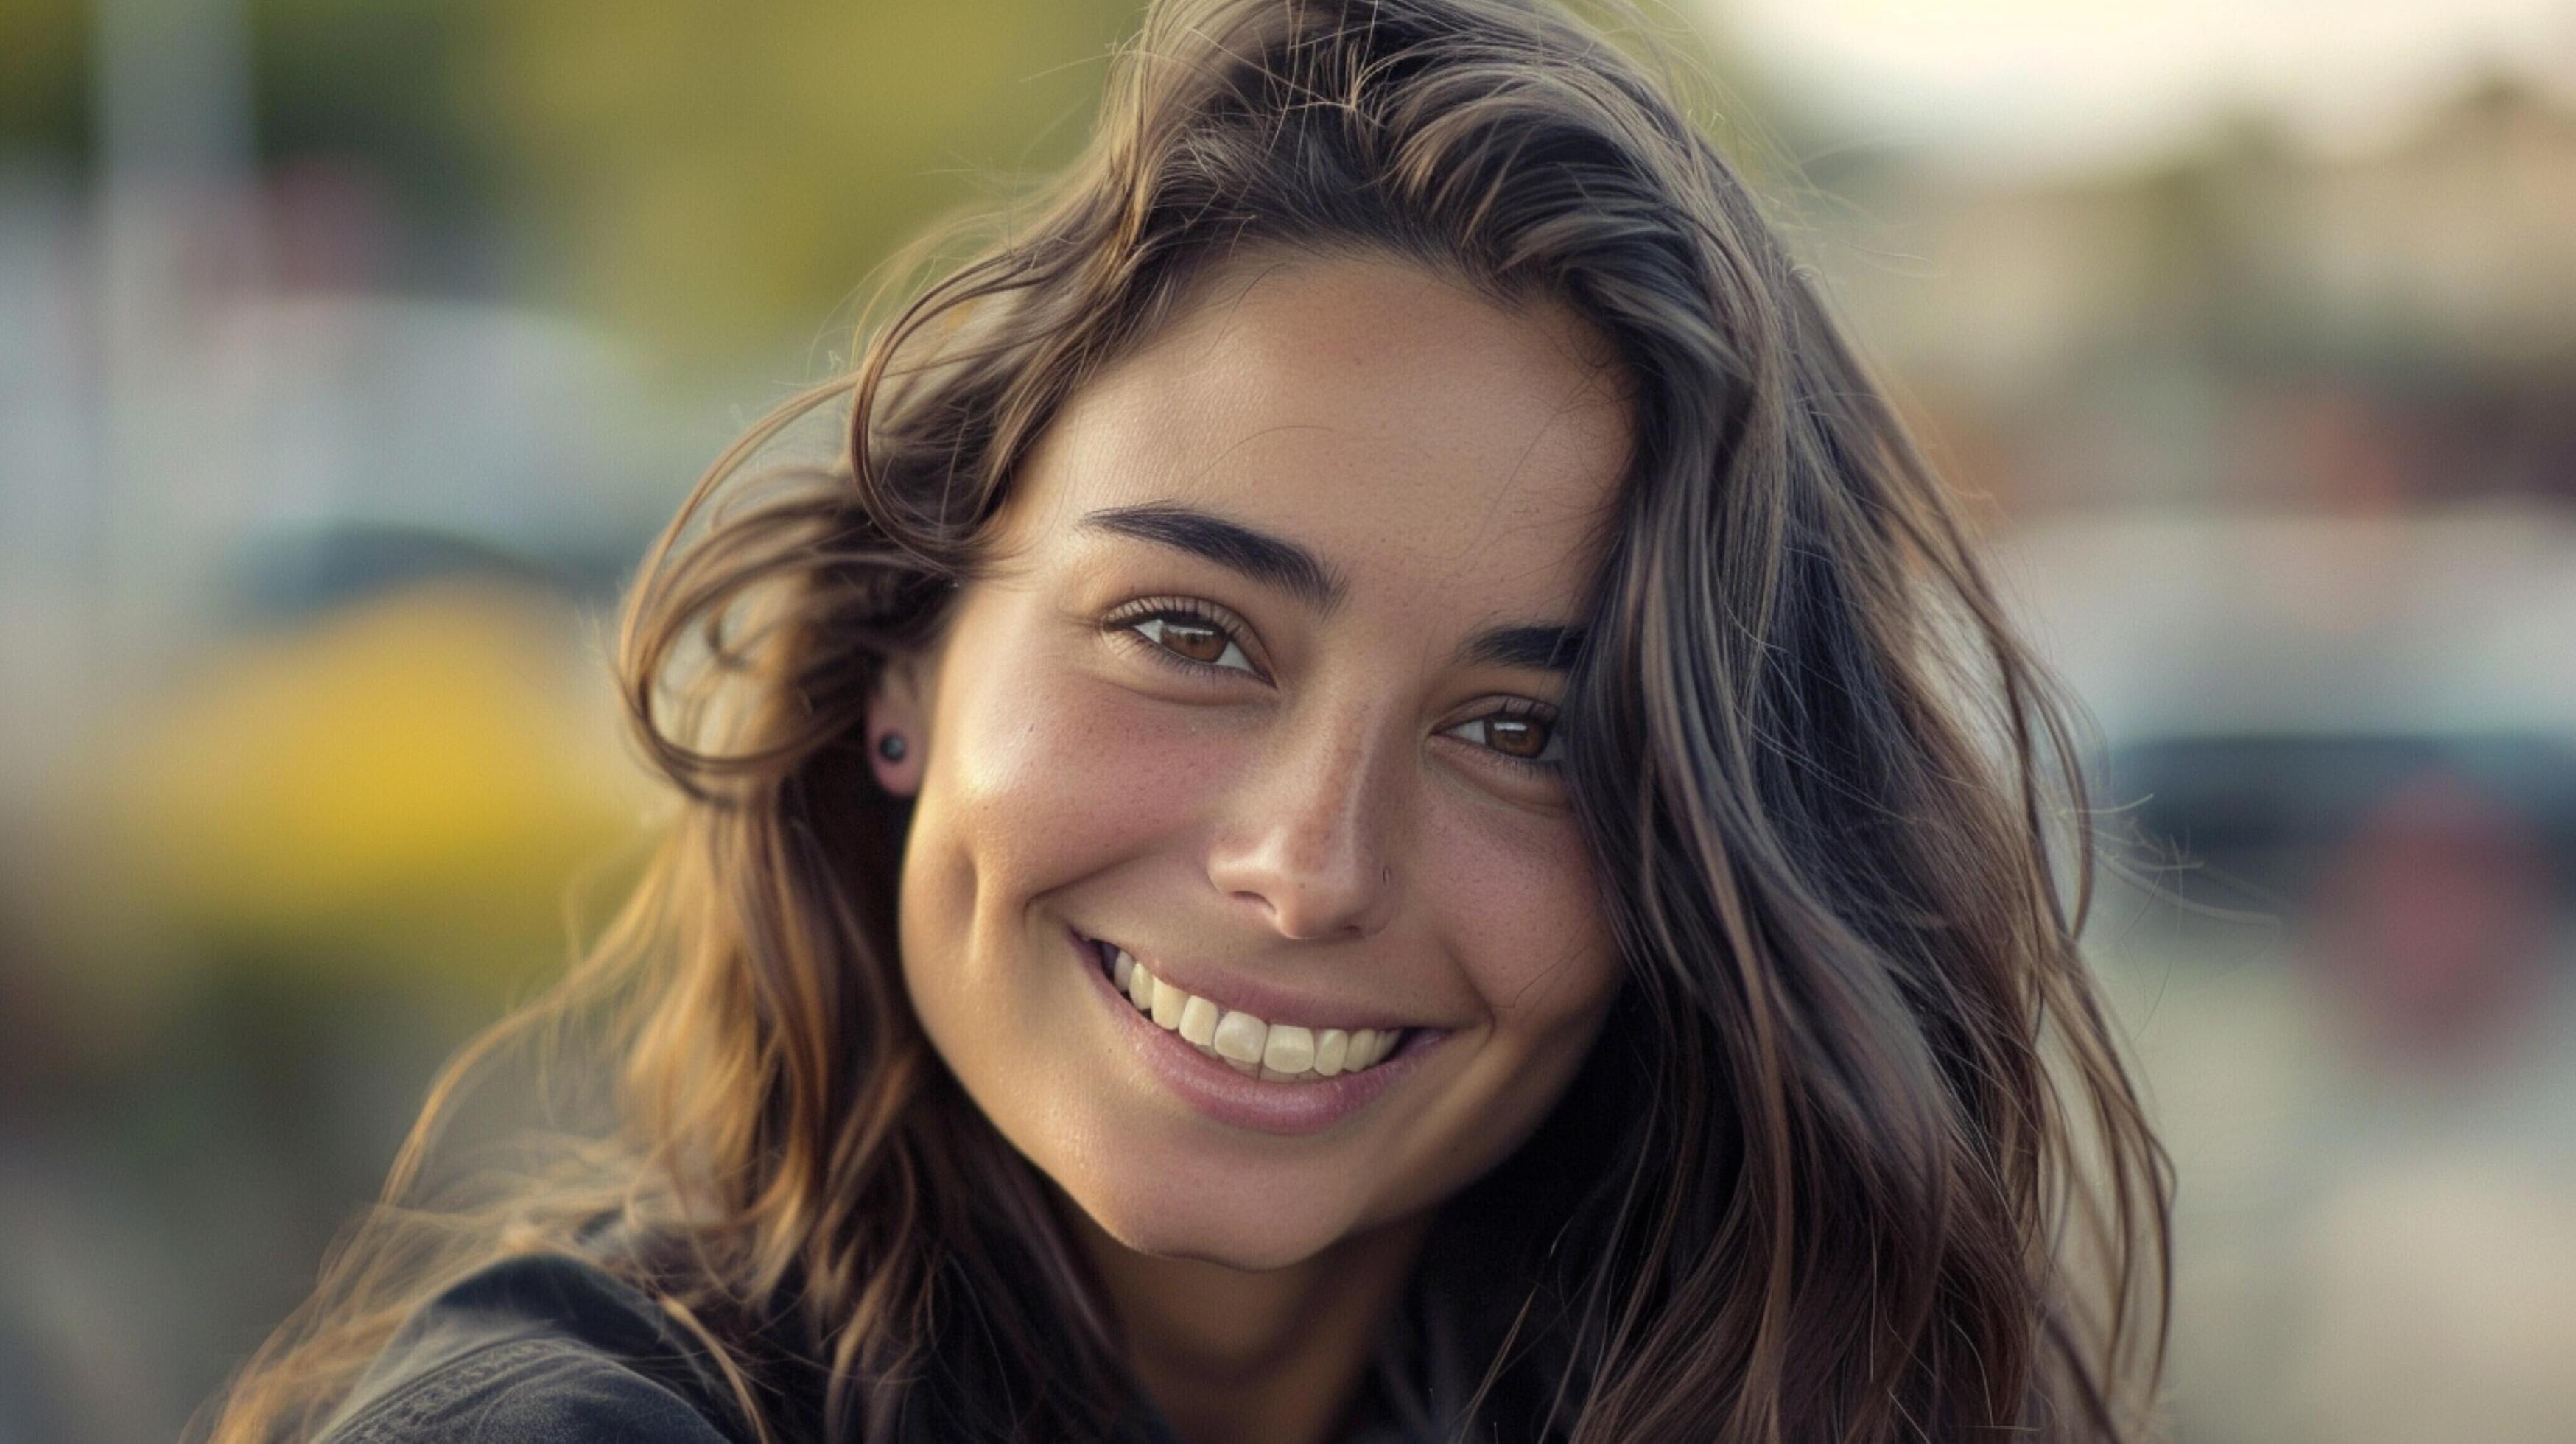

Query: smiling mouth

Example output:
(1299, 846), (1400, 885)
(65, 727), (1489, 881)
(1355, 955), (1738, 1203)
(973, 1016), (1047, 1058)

(1077, 933), (1411, 1084)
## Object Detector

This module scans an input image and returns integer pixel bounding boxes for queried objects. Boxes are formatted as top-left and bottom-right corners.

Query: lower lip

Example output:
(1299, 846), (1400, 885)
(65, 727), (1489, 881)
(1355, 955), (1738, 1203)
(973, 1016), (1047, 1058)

(1070, 925), (1437, 1137)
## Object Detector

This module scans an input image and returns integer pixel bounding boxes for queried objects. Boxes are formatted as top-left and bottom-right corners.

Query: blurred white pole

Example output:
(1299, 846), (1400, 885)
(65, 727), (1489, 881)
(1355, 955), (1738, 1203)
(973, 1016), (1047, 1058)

(89, 0), (265, 695)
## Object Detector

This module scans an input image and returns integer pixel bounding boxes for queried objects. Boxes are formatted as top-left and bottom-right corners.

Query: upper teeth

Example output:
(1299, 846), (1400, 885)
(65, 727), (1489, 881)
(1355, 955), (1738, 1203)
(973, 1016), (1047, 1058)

(1104, 944), (1403, 1082)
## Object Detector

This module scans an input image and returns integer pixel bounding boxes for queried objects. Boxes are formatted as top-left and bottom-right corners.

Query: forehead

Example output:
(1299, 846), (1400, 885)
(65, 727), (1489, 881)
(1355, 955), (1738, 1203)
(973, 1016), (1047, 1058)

(1000, 253), (1632, 614)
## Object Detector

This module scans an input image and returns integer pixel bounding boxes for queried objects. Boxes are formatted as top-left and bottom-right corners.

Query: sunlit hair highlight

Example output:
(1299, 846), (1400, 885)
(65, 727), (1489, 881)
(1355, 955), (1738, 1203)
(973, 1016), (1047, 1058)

(200, 1), (2173, 1439)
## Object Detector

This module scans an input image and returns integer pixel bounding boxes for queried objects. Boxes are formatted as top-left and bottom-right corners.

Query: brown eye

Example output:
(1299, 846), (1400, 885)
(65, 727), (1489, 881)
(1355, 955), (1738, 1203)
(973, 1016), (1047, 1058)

(1107, 600), (1263, 678)
(1148, 617), (1230, 666)
(1484, 712), (1549, 760)
(1445, 704), (1565, 777)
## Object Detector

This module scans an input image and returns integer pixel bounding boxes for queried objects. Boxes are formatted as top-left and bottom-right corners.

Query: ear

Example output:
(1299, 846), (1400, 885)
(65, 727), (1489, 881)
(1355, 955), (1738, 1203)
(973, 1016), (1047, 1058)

(865, 650), (931, 799)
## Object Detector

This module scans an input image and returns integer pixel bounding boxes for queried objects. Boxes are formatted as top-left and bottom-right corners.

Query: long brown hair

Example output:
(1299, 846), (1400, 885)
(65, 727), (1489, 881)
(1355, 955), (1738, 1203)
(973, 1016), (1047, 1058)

(200, 0), (2174, 1438)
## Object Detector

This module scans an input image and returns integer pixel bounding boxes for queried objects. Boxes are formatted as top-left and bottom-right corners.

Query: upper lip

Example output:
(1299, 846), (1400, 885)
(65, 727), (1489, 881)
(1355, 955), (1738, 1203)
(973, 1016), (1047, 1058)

(1073, 925), (1442, 1036)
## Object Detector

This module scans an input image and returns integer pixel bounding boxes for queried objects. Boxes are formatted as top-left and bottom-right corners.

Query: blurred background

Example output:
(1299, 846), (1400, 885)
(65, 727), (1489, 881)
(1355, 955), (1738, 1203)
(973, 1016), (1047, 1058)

(3, 1), (2573, 1439)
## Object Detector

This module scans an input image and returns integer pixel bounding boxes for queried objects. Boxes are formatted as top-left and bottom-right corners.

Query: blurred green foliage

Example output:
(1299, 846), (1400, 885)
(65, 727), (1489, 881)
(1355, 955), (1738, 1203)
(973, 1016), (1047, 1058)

(1, 0), (1808, 366)
(468, 0), (1141, 360)
(1, 0), (1143, 359)
(0, 0), (88, 155)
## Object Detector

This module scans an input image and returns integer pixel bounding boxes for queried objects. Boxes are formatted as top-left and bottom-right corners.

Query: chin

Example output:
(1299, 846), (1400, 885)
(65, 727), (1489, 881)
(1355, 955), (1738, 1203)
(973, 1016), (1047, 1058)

(1062, 1152), (1365, 1272)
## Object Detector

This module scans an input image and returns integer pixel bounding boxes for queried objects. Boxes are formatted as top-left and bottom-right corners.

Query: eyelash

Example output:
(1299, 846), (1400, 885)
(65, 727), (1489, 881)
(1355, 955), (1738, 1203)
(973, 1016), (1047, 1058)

(1098, 596), (1568, 779)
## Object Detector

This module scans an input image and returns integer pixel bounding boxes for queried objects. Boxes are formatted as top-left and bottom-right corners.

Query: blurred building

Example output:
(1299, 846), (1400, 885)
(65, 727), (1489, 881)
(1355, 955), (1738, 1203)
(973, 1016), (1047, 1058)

(1808, 67), (2576, 515)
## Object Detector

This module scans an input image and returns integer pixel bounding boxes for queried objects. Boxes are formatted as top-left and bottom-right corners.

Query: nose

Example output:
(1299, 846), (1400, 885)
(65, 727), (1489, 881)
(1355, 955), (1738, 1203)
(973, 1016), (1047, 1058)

(1204, 695), (1403, 942)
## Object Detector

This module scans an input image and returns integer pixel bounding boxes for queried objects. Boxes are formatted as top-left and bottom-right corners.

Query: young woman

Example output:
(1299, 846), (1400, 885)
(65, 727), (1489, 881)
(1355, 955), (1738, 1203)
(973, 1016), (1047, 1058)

(203, 0), (2173, 1439)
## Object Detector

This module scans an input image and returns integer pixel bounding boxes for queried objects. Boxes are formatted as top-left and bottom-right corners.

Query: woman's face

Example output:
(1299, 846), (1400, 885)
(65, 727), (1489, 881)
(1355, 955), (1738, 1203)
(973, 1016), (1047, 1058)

(882, 251), (1632, 1269)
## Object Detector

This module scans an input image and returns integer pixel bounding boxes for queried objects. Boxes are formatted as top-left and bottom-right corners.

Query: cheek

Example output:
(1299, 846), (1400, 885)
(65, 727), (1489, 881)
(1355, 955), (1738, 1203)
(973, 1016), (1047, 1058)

(934, 653), (1233, 886)
(1337, 806), (1616, 1226)
(900, 610), (1236, 1023)
(1427, 798), (1621, 1045)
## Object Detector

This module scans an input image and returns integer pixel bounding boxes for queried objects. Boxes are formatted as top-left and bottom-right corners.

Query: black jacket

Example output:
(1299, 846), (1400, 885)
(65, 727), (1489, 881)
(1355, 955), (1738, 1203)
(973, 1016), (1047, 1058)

(310, 1252), (777, 1444)
(311, 1249), (1471, 1443)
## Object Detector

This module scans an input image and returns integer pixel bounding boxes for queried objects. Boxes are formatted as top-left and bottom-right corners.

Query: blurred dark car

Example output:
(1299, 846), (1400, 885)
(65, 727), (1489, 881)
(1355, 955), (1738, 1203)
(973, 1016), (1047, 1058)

(1998, 505), (2576, 1056)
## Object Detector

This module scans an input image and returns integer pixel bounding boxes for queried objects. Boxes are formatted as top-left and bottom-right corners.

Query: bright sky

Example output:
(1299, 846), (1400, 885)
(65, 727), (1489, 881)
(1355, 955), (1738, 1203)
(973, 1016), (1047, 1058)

(1707, 0), (2576, 178)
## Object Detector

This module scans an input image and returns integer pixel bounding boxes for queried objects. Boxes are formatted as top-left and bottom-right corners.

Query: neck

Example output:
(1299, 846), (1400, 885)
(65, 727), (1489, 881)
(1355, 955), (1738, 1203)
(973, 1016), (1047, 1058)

(1064, 1205), (1434, 1444)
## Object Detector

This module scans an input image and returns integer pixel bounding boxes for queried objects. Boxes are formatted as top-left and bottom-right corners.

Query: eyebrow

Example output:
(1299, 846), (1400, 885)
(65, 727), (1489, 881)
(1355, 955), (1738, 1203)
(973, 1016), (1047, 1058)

(1075, 501), (1588, 674)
